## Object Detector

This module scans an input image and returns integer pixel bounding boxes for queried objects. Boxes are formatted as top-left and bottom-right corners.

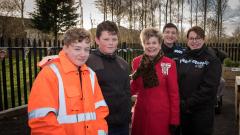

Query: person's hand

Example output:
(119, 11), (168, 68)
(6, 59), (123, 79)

(38, 55), (58, 68)
(169, 124), (179, 135)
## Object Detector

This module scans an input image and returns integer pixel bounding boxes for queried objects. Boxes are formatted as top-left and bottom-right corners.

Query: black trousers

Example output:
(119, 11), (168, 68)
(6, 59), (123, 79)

(180, 108), (215, 135)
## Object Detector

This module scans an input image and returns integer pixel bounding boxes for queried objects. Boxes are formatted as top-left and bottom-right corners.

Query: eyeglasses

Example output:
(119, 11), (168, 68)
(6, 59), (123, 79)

(188, 37), (202, 42)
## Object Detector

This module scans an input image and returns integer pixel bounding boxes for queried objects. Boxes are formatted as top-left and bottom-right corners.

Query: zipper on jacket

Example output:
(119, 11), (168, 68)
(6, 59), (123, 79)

(78, 67), (87, 135)
(78, 67), (83, 99)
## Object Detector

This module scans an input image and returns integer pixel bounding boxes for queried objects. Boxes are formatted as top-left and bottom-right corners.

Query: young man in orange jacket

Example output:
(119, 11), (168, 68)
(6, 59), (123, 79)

(28, 28), (109, 135)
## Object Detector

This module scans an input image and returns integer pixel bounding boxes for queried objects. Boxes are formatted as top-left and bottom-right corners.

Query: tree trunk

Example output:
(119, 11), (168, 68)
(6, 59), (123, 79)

(181, 0), (184, 40)
(144, 0), (147, 28)
(129, 0), (132, 30)
(217, 0), (221, 41)
(79, 0), (83, 27)
(195, 0), (198, 26)
(165, 0), (168, 24)
(111, 0), (114, 21)
(203, 0), (207, 31)
(178, 0), (180, 29)
(141, 0), (144, 29)
(190, 0), (192, 27)
(103, 0), (107, 21)
(159, 2), (162, 30)
(169, 0), (172, 22)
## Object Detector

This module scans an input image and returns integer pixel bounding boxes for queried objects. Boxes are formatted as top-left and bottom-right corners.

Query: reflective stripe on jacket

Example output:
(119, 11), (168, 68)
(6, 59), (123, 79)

(28, 50), (109, 135)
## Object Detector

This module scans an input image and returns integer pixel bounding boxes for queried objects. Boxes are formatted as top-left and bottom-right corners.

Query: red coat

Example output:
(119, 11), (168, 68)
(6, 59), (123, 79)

(131, 55), (180, 135)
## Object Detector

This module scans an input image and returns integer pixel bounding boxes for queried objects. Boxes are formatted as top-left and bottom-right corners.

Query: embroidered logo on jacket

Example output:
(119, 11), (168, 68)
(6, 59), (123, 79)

(161, 63), (171, 75)
(179, 58), (209, 68)
(174, 49), (183, 54)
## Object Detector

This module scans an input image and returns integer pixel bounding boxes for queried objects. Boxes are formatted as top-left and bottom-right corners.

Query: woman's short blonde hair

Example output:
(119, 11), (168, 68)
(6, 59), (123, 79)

(140, 28), (162, 46)
(64, 27), (91, 46)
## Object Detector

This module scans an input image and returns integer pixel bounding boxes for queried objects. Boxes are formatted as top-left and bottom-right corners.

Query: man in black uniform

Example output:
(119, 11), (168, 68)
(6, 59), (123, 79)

(177, 26), (222, 135)
(162, 23), (184, 60)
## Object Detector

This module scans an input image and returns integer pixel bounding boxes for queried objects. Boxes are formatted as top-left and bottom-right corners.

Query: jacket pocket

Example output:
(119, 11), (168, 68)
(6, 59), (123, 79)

(65, 86), (82, 111)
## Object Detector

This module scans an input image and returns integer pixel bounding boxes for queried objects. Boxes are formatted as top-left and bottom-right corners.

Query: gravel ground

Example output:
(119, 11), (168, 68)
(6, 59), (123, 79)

(0, 87), (237, 135)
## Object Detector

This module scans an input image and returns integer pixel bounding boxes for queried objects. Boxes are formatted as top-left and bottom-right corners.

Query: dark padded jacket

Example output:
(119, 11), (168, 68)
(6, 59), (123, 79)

(177, 45), (222, 112)
(86, 49), (131, 127)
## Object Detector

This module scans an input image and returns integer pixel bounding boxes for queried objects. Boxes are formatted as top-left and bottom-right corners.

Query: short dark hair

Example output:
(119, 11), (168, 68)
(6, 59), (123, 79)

(64, 27), (91, 46)
(187, 26), (205, 39)
(163, 23), (178, 32)
(96, 21), (119, 38)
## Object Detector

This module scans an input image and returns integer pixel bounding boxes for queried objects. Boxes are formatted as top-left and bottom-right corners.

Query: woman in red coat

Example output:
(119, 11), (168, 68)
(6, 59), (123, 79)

(130, 28), (180, 135)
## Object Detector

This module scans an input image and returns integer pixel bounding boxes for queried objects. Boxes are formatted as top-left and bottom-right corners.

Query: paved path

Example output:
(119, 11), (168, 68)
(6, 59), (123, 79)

(213, 87), (237, 135)
(0, 87), (237, 135)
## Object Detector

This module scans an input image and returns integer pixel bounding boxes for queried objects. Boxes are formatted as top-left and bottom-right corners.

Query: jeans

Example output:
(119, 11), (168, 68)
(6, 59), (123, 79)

(108, 124), (129, 135)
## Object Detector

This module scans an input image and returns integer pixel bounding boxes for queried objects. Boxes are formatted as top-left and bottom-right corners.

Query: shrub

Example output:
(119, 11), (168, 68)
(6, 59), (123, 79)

(224, 58), (240, 67)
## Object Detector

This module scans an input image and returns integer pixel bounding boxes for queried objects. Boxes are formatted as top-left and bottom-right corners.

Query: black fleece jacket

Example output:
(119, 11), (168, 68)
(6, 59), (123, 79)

(86, 49), (131, 127)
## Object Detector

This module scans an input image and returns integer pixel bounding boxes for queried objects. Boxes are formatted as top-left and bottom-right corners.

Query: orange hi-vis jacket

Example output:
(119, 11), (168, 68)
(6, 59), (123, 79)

(28, 51), (109, 135)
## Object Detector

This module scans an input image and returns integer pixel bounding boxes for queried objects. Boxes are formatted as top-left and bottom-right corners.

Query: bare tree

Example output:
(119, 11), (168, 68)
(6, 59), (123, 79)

(187, 0), (193, 27)
(203, 0), (207, 31)
(95, 0), (129, 26)
(95, 0), (107, 21)
(177, 0), (180, 28)
(220, 0), (228, 38)
(13, 0), (25, 27)
(0, 0), (18, 16)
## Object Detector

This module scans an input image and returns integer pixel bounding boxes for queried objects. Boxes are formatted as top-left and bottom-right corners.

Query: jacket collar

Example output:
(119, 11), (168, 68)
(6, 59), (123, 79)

(162, 43), (175, 53)
(186, 44), (207, 57)
(95, 48), (117, 60)
(59, 50), (89, 73)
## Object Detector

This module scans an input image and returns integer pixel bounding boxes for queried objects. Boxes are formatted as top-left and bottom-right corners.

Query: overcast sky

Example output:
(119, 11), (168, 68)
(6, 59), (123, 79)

(25, 0), (240, 36)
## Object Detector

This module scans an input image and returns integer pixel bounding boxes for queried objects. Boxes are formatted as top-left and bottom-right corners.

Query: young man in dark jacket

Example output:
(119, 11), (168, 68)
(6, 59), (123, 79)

(162, 23), (184, 60)
(87, 21), (131, 135)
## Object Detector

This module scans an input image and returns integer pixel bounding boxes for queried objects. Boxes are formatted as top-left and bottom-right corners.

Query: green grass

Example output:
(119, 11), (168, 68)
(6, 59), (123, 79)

(0, 49), (43, 110)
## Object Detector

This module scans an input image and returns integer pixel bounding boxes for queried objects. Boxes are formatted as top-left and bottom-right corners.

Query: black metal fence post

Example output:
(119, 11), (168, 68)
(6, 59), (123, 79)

(15, 38), (22, 106)
(8, 38), (15, 108)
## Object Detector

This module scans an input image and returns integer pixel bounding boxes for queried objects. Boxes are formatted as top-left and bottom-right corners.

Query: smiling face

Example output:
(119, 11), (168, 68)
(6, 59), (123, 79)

(163, 27), (178, 47)
(95, 31), (118, 55)
(63, 40), (90, 66)
(143, 36), (161, 59)
(187, 31), (204, 50)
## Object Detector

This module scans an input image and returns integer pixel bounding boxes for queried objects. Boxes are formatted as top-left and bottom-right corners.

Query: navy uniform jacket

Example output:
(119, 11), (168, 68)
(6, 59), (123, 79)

(162, 43), (184, 60)
(177, 45), (222, 112)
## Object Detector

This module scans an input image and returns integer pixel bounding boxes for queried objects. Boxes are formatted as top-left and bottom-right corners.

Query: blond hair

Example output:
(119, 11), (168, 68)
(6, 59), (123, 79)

(140, 28), (162, 46)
